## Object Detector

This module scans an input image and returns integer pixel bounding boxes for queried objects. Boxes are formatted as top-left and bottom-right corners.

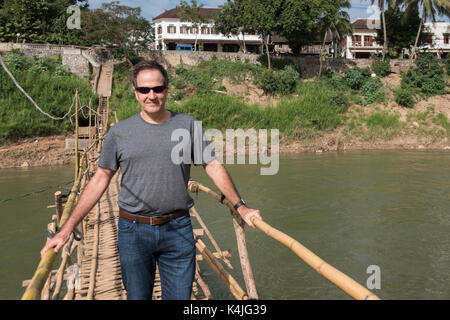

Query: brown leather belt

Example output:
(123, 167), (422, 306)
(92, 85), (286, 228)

(119, 210), (187, 225)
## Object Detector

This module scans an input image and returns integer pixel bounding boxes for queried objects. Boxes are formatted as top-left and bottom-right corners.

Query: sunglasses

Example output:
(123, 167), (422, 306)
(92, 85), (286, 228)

(135, 85), (166, 94)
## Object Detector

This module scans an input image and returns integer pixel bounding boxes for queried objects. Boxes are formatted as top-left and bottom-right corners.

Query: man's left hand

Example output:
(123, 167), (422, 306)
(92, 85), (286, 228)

(236, 206), (262, 229)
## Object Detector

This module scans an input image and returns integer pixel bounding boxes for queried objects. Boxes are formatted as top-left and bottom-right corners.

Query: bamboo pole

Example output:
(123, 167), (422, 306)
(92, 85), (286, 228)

(190, 206), (233, 269)
(55, 191), (62, 226)
(231, 210), (258, 299)
(195, 238), (248, 300)
(195, 262), (212, 299)
(21, 172), (84, 300)
(87, 202), (101, 300)
(51, 233), (75, 300)
(41, 222), (56, 300)
(74, 90), (79, 180)
(188, 181), (380, 300)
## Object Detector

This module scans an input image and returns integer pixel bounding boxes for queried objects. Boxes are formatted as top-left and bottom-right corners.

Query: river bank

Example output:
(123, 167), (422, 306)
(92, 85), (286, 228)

(0, 131), (448, 169)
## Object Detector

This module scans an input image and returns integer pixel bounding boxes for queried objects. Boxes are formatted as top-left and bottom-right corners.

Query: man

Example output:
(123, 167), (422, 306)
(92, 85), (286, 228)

(41, 60), (262, 300)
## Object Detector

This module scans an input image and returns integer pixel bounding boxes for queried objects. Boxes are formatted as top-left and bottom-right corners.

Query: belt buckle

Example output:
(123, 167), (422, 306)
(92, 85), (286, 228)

(149, 216), (154, 225)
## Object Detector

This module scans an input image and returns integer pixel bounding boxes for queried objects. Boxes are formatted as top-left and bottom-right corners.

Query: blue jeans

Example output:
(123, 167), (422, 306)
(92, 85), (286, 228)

(117, 212), (196, 300)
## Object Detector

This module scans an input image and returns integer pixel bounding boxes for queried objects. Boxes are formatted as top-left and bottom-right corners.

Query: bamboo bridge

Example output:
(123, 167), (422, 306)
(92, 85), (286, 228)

(20, 62), (381, 301)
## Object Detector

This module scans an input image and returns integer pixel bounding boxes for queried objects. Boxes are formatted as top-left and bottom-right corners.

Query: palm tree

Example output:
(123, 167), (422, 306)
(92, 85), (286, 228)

(407, 0), (450, 63)
(318, 0), (353, 79)
(370, 0), (393, 61)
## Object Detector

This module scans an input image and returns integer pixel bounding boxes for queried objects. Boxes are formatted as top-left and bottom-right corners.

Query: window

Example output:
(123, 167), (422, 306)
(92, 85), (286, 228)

(444, 34), (449, 44)
(157, 26), (162, 35)
(353, 35), (361, 46)
(167, 25), (176, 34)
(364, 36), (373, 46)
(423, 33), (433, 44)
(180, 25), (188, 34)
(191, 27), (198, 34)
(201, 26), (210, 34)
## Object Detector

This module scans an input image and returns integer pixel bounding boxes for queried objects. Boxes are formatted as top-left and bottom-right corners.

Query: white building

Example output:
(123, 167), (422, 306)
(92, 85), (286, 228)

(342, 19), (450, 59)
(152, 7), (263, 53)
(419, 22), (450, 57)
(342, 19), (383, 59)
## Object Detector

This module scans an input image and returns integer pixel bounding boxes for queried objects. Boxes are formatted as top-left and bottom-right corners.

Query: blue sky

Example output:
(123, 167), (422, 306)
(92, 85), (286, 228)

(87, 0), (449, 23)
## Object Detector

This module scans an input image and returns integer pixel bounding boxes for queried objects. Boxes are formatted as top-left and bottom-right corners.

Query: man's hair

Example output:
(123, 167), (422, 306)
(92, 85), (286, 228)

(131, 60), (169, 88)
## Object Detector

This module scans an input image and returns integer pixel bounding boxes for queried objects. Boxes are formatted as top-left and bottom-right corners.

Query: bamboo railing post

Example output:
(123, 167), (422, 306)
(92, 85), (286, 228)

(231, 209), (258, 299)
(195, 262), (212, 299)
(195, 238), (248, 300)
(51, 233), (75, 300)
(41, 222), (56, 300)
(54, 191), (62, 226)
(190, 206), (233, 269)
(74, 90), (79, 180)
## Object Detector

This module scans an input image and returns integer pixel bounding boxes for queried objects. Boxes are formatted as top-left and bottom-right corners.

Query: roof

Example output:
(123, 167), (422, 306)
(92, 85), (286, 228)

(153, 7), (220, 21)
(352, 19), (380, 30)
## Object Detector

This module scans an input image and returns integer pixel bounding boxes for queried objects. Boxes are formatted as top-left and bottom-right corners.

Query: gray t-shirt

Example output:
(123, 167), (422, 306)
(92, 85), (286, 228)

(98, 111), (215, 216)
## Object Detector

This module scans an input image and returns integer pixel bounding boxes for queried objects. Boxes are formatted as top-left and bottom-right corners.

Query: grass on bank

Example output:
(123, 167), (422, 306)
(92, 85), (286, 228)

(0, 52), (97, 143)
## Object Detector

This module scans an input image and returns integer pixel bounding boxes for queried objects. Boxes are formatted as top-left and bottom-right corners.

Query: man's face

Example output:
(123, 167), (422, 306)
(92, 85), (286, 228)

(134, 68), (168, 116)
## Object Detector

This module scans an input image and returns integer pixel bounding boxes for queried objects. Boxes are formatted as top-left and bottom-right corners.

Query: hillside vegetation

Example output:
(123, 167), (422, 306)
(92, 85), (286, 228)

(1, 51), (449, 148)
(0, 52), (97, 143)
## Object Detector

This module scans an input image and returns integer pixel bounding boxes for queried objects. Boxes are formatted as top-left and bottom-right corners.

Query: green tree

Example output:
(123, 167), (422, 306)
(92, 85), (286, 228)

(370, 0), (392, 61)
(0, 0), (49, 42)
(0, 0), (88, 43)
(239, 0), (284, 70)
(317, 0), (352, 79)
(375, 3), (423, 57)
(81, 1), (154, 65)
(180, 0), (210, 51)
(408, 0), (450, 62)
(277, 0), (325, 56)
(214, 0), (253, 52)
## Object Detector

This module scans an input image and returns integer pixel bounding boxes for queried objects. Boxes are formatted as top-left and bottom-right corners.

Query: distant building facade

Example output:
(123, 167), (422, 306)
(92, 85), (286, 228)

(342, 19), (383, 59)
(420, 22), (450, 58)
(342, 19), (450, 59)
(152, 7), (263, 53)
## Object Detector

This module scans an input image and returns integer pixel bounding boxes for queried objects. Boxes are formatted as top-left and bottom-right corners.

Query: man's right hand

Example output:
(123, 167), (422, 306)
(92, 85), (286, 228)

(40, 229), (71, 258)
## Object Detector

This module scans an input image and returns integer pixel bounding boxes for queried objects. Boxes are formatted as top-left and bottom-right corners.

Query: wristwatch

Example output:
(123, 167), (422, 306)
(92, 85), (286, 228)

(233, 199), (246, 210)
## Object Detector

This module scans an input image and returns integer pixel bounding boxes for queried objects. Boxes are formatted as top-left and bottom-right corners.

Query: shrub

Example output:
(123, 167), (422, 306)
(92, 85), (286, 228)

(401, 52), (446, 97)
(3, 53), (30, 71)
(344, 68), (366, 90)
(371, 56), (391, 77)
(446, 57), (450, 76)
(361, 77), (385, 105)
(255, 65), (299, 95)
(394, 87), (416, 108)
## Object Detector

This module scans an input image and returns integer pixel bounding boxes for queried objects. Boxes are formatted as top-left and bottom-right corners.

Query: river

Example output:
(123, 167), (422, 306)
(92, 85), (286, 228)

(0, 151), (449, 300)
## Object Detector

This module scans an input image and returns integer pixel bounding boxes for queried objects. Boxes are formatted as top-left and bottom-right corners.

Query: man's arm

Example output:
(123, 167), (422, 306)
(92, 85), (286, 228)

(203, 159), (262, 228)
(40, 166), (116, 257)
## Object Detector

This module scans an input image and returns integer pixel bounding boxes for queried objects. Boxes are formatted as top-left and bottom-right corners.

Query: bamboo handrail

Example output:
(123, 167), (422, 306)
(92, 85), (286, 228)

(187, 180), (380, 300)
